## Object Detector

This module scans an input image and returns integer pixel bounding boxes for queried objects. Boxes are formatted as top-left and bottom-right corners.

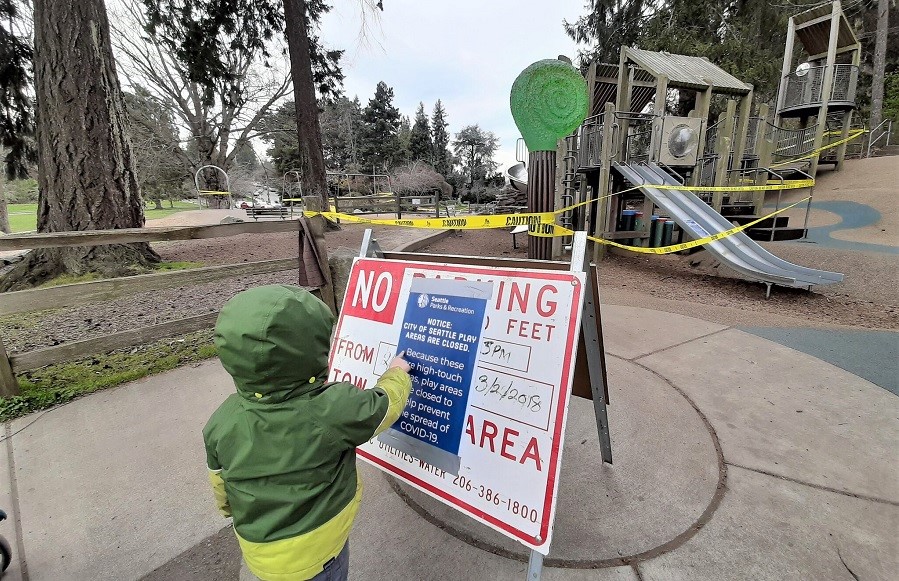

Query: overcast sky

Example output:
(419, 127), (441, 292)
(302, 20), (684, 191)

(319, 0), (588, 174)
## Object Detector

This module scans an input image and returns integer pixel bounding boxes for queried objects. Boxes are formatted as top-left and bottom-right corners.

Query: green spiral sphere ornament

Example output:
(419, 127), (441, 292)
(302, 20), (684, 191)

(510, 59), (589, 152)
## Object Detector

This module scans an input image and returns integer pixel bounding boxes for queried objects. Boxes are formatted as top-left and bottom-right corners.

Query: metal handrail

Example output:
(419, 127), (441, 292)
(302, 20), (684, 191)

(867, 119), (894, 157)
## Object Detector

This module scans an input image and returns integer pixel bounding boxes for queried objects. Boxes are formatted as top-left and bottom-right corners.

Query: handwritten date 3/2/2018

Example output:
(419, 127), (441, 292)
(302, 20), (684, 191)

(475, 373), (542, 413)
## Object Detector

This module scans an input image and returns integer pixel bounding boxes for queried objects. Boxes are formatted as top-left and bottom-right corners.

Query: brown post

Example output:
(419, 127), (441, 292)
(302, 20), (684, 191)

(593, 102), (617, 263)
(302, 195), (338, 314)
(527, 151), (556, 260)
(754, 104), (771, 214)
(713, 101), (738, 212)
(0, 337), (20, 397)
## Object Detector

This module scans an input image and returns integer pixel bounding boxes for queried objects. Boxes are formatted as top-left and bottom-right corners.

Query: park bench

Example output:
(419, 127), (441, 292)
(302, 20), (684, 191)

(246, 207), (289, 220)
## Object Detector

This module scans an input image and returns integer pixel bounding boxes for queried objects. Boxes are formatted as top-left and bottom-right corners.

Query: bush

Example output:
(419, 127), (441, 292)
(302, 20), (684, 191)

(3, 178), (39, 203)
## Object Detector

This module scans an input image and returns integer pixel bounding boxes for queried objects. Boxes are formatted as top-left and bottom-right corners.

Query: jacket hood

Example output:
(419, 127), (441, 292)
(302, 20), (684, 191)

(215, 285), (335, 403)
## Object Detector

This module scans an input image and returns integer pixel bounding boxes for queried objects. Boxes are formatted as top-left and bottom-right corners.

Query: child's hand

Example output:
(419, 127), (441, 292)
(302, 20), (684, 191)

(389, 352), (411, 373)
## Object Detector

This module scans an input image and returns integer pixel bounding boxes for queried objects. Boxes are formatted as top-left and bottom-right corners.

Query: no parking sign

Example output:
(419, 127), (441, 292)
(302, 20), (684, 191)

(329, 257), (585, 553)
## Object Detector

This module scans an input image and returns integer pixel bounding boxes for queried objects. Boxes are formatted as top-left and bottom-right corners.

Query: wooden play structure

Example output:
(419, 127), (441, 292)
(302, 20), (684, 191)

(566, 1), (861, 253)
(532, 1), (857, 291)
(775, 0), (860, 174)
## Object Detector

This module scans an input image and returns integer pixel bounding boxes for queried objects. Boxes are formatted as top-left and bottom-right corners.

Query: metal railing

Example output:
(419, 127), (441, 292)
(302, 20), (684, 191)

(765, 121), (819, 159)
(781, 64), (858, 110)
(576, 114), (604, 170)
(867, 119), (894, 157)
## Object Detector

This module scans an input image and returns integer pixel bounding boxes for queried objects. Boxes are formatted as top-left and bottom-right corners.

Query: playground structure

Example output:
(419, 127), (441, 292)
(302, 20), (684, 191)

(194, 165), (233, 209)
(506, 1), (861, 291)
(282, 170), (303, 207)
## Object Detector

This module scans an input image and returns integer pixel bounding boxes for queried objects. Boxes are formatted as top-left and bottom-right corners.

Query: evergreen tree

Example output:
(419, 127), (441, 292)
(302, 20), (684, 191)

(431, 100), (450, 176)
(359, 81), (403, 172)
(452, 125), (499, 185)
(563, 0), (648, 67)
(0, 0), (33, 180)
(409, 102), (433, 162)
(396, 115), (412, 166)
(123, 87), (188, 207)
(320, 96), (364, 170)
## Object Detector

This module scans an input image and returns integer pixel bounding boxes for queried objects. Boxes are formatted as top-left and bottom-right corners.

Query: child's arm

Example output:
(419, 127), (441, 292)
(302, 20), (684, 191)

(204, 440), (232, 518)
(207, 469), (231, 518)
(323, 354), (412, 448)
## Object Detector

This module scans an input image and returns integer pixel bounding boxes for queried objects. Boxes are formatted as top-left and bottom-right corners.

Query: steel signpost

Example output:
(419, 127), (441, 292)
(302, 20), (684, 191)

(329, 234), (588, 569)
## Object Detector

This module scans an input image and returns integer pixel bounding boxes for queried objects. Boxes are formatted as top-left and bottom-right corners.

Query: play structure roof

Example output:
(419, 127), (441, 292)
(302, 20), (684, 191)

(623, 47), (752, 95)
(591, 63), (655, 116)
(792, 2), (859, 57)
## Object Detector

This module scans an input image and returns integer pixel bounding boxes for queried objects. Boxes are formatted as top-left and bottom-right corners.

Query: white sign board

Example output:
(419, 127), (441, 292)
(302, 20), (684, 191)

(329, 257), (585, 554)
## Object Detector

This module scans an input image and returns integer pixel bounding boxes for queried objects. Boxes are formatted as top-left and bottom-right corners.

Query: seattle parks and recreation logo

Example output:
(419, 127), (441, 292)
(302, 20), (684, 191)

(417, 294), (429, 308)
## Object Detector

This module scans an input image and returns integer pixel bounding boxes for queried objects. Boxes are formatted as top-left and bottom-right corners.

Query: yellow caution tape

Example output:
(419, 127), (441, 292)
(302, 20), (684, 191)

(649, 179), (814, 192)
(541, 198), (810, 254)
(198, 190), (232, 196)
(771, 129), (866, 168)
(303, 177), (817, 253)
(307, 211), (557, 230)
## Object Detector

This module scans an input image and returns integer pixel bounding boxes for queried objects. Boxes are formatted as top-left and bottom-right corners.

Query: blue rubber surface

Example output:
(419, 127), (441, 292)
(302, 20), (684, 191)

(740, 327), (899, 396)
(767, 201), (899, 255)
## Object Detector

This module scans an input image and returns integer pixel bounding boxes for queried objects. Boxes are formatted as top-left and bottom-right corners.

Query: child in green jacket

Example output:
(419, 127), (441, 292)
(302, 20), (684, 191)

(203, 285), (412, 580)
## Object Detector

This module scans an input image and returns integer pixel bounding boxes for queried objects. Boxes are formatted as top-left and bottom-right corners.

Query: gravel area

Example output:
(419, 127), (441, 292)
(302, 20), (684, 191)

(0, 224), (405, 354)
(420, 229), (898, 331)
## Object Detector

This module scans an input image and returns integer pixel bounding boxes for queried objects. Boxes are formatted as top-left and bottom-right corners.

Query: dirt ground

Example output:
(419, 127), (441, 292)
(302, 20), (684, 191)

(423, 229), (897, 331)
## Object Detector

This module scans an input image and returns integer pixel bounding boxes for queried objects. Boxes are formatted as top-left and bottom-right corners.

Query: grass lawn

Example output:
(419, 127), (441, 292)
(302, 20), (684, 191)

(5, 200), (197, 233)
(0, 329), (217, 422)
(7, 203), (38, 233)
(145, 199), (198, 221)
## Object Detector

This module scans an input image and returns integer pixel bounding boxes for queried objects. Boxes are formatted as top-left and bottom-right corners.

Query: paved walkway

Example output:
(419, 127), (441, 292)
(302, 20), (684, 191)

(0, 303), (896, 581)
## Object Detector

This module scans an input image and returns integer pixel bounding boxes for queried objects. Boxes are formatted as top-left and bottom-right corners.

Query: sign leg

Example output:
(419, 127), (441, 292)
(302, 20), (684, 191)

(527, 550), (544, 581)
(359, 228), (385, 258)
(570, 232), (613, 464)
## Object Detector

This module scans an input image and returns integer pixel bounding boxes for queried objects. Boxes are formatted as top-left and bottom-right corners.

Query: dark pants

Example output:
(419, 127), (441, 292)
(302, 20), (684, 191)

(239, 542), (349, 581)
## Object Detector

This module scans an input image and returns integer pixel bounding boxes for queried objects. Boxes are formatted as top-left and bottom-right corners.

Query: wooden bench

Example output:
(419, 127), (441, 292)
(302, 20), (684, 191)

(247, 207), (289, 220)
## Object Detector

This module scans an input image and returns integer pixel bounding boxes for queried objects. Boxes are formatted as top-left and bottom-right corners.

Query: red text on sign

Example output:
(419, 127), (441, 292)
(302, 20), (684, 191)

(495, 282), (558, 317)
(465, 415), (543, 471)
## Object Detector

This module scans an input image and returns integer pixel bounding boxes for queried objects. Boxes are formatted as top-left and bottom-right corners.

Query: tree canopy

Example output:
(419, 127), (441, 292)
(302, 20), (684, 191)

(452, 125), (499, 185)
(139, 0), (343, 102)
(409, 102), (433, 162)
(359, 81), (403, 172)
(0, 0), (34, 179)
(565, 0), (898, 115)
(431, 100), (451, 176)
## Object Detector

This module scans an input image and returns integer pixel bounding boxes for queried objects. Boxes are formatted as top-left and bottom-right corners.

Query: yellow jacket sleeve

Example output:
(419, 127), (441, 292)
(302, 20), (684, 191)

(208, 469), (232, 518)
(372, 367), (413, 435)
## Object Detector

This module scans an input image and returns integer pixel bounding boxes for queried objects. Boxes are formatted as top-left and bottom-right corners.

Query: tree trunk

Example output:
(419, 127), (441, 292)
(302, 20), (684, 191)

(1, 0), (159, 291)
(283, 0), (328, 198)
(869, 0), (889, 129)
(0, 178), (10, 234)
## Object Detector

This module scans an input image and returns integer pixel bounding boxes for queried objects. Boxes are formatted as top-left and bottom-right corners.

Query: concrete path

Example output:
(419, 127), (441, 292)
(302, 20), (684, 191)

(740, 327), (899, 395)
(1, 305), (896, 581)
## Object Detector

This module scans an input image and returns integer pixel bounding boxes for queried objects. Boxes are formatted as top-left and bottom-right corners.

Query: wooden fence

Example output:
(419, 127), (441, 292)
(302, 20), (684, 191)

(0, 217), (333, 397)
(331, 192), (443, 218)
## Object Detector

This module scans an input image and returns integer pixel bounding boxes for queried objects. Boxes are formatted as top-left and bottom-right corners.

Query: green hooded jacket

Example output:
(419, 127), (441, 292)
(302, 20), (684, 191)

(203, 285), (411, 580)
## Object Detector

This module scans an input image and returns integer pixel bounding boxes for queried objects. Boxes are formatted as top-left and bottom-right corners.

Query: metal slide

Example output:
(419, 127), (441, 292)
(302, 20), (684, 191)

(612, 162), (844, 289)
